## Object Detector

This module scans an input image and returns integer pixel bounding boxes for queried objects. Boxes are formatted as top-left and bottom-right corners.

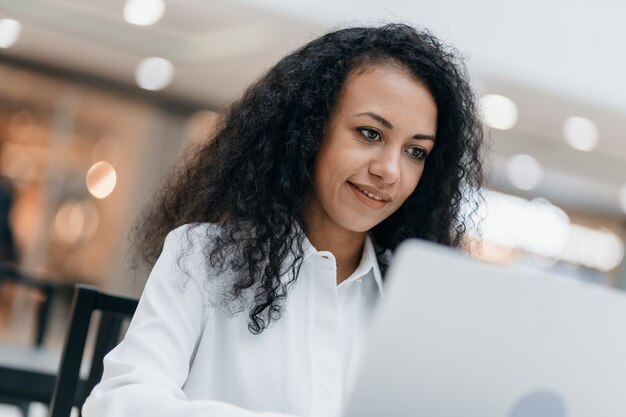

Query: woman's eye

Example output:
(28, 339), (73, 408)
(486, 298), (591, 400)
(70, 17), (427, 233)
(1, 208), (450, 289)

(407, 147), (427, 160)
(358, 128), (381, 141)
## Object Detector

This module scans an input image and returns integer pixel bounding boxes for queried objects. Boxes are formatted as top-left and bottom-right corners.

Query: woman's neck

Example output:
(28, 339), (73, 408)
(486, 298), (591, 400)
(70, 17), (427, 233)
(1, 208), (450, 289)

(306, 223), (366, 285)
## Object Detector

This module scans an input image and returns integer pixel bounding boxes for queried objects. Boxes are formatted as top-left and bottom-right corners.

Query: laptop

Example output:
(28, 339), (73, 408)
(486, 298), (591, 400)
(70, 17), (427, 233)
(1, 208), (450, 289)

(343, 239), (626, 417)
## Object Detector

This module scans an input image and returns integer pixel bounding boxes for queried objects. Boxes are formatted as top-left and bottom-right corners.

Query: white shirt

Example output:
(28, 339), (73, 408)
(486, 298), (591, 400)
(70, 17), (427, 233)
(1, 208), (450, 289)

(83, 224), (385, 417)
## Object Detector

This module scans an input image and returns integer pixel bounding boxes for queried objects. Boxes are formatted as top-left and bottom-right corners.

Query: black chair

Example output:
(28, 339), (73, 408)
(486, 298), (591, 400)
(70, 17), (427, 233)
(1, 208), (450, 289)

(0, 284), (139, 417)
(49, 284), (139, 417)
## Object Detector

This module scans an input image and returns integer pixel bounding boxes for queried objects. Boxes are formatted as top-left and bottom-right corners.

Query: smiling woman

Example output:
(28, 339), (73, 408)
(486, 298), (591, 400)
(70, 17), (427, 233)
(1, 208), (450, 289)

(308, 65), (439, 281)
(83, 24), (484, 417)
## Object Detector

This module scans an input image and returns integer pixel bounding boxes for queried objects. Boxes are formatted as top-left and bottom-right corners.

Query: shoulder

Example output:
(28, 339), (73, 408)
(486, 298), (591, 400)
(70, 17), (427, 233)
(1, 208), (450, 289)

(158, 223), (222, 287)
(165, 223), (222, 246)
(158, 223), (236, 306)
(161, 223), (221, 259)
(162, 222), (228, 262)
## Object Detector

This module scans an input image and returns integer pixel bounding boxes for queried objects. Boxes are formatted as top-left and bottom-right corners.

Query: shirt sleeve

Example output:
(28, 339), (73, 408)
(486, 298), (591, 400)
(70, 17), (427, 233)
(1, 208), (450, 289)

(82, 226), (297, 417)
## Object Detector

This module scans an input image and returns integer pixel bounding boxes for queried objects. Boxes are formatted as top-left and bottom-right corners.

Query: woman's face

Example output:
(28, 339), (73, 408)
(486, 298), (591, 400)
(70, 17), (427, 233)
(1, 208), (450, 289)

(308, 64), (438, 236)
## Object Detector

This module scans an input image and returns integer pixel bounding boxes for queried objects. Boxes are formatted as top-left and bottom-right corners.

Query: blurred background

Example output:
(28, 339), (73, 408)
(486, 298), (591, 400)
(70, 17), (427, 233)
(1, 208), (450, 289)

(0, 1), (625, 412)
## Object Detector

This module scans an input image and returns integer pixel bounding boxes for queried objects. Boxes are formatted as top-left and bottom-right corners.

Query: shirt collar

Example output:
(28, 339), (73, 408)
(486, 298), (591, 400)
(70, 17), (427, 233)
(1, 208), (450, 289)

(301, 231), (385, 297)
(357, 235), (385, 297)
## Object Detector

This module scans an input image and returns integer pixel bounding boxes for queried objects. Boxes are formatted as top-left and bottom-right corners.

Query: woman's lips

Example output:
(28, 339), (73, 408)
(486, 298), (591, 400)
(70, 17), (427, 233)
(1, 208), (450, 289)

(349, 181), (391, 201)
(348, 182), (388, 208)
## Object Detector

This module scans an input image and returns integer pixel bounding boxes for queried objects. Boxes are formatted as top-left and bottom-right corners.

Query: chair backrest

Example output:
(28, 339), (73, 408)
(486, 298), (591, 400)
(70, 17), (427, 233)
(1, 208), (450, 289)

(48, 284), (138, 417)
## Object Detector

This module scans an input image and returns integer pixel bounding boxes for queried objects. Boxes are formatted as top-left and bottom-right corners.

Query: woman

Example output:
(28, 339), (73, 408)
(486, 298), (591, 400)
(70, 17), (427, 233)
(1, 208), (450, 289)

(83, 24), (483, 417)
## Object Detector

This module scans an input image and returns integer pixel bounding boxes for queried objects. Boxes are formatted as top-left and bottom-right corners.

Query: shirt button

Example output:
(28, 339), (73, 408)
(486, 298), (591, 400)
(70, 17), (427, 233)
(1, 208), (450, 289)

(356, 277), (364, 283)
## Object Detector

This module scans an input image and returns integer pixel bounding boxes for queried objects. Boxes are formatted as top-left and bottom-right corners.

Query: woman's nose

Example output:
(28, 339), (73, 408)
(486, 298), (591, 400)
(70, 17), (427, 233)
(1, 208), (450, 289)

(368, 148), (401, 184)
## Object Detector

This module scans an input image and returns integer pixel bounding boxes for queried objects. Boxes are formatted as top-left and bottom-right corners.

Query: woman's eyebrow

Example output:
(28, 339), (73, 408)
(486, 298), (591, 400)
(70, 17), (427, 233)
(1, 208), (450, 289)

(355, 111), (393, 129)
(355, 111), (436, 141)
(412, 134), (436, 142)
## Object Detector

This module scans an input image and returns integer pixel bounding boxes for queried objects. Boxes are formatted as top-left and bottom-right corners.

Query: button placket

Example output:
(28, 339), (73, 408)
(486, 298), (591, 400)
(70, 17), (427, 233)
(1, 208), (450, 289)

(310, 265), (342, 417)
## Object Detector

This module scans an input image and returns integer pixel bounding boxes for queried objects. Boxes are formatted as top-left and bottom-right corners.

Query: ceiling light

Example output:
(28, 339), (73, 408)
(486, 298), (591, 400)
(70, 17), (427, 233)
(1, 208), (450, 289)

(562, 116), (599, 151)
(0, 18), (22, 49)
(479, 94), (519, 130)
(135, 57), (174, 91)
(123, 0), (166, 26)
(86, 161), (117, 199)
(505, 154), (543, 190)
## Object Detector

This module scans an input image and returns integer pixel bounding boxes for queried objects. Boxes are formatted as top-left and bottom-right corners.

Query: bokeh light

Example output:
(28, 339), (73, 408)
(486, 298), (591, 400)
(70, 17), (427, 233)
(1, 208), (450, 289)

(505, 154), (544, 190)
(123, 0), (166, 26)
(54, 199), (100, 245)
(480, 94), (519, 130)
(560, 226), (624, 271)
(86, 161), (117, 199)
(562, 116), (599, 151)
(0, 18), (22, 49)
(135, 57), (174, 91)
(481, 191), (571, 258)
(0, 143), (37, 181)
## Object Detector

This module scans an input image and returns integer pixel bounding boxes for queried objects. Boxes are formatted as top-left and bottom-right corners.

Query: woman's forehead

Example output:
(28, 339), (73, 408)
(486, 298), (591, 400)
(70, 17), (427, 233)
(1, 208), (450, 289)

(332, 65), (437, 131)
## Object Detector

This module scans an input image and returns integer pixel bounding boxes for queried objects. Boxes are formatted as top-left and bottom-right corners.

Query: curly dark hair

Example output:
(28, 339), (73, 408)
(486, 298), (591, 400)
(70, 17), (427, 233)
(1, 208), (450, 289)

(133, 23), (484, 334)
